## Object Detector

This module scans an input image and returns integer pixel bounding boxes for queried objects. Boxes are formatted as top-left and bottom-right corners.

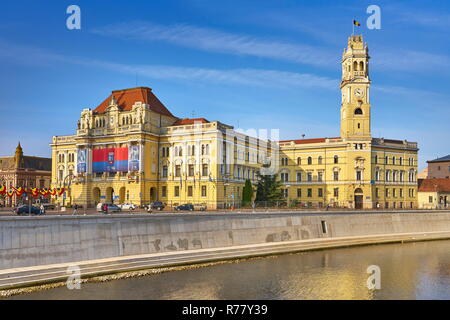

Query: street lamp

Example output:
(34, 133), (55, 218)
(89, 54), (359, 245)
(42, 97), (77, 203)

(61, 173), (75, 207)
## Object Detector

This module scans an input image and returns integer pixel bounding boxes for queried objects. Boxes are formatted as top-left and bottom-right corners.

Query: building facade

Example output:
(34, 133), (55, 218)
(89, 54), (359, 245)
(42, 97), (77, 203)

(418, 178), (450, 209)
(426, 155), (450, 179)
(50, 34), (419, 209)
(50, 87), (271, 209)
(0, 143), (52, 206)
(277, 35), (418, 209)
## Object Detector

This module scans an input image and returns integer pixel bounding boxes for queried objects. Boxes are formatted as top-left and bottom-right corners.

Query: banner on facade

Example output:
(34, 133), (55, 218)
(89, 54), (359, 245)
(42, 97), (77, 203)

(128, 145), (140, 171)
(92, 147), (128, 172)
(77, 149), (87, 173)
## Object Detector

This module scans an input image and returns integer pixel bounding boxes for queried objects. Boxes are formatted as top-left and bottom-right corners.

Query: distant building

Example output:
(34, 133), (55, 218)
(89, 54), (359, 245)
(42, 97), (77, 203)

(426, 155), (450, 179)
(418, 178), (450, 209)
(0, 143), (52, 206)
(418, 168), (428, 179)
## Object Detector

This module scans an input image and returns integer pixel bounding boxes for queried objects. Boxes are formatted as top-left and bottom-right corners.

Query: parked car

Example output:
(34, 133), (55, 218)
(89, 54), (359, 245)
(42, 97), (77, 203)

(174, 204), (194, 211)
(42, 203), (56, 210)
(96, 203), (122, 213)
(193, 204), (207, 211)
(118, 203), (136, 210)
(13, 205), (43, 215)
(147, 201), (165, 212)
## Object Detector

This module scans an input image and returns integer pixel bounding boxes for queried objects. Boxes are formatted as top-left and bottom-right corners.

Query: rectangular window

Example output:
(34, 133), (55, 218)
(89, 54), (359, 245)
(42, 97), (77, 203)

(385, 188), (389, 197)
(188, 186), (193, 197)
(334, 188), (339, 197)
(429, 196), (433, 203)
(282, 189), (288, 198)
(356, 171), (362, 181)
(162, 166), (168, 178)
(188, 164), (194, 176)
(307, 172), (312, 182)
(296, 172), (302, 182)
(175, 165), (181, 177)
(318, 188), (323, 197)
(375, 188), (379, 198)
(318, 172), (323, 182)
(307, 188), (312, 197)
(333, 171), (339, 181)
(297, 188), (302, 198)
(161, 186), (167, 198)
(393, 188), (397, 198)
(201, 186), (207, 197)
(174, 186), (180, 197)
(202, 164), (208, 176)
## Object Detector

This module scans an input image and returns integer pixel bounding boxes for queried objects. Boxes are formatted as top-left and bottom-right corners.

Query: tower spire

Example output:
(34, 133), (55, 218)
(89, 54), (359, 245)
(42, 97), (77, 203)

(340, 35), (371, 139)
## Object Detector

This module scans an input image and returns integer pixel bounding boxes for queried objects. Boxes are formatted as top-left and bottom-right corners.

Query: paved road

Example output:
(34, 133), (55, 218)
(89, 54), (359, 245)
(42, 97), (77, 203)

(1, 207), (449, 218)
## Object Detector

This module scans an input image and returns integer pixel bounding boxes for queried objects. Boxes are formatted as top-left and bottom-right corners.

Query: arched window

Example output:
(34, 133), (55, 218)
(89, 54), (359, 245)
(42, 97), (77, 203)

(307, 157), (312, 165)
(334, 155), (339, 164)
(392, 156), (396, 165)
(360, 61), (364, 71)
(297, 157), (301, 165)
(318, 156), (323, 165)
(353, 61), (358, 71)
(354, 108), (363, 115)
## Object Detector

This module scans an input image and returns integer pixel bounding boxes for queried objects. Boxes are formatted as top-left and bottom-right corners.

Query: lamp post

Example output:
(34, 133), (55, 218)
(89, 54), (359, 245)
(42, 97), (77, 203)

(61, 173), (75, 207)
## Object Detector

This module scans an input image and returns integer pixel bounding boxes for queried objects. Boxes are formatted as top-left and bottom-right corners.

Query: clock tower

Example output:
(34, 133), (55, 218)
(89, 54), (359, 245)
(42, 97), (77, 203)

(340, 35), (371, 139)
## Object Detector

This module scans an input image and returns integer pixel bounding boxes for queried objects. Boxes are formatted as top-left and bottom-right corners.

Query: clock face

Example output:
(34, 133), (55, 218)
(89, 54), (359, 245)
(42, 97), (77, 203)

(354, 88), (364, 98)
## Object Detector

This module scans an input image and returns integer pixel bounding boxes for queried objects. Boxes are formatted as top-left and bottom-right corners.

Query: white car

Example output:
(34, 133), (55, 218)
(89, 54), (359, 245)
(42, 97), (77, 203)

(118, 203), (136, 210)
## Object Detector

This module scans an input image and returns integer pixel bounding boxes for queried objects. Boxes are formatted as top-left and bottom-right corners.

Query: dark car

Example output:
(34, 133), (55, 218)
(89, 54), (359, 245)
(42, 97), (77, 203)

(14, 205), (43, 215)
(174, 204), (194, 211)
(147, 201), (165, 212)
(42, 203), (56, 210)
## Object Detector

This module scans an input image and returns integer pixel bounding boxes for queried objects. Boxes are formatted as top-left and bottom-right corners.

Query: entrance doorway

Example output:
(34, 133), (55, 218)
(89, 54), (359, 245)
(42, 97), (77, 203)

(354, 188), (364, 209)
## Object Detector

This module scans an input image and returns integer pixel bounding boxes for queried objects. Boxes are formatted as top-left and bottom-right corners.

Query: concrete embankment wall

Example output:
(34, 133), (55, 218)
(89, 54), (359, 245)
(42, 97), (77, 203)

(1, 211), (450, 271)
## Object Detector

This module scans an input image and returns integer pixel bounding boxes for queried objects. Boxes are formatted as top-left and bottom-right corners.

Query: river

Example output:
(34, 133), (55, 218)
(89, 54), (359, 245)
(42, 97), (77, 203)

(8, 240), (450, 300)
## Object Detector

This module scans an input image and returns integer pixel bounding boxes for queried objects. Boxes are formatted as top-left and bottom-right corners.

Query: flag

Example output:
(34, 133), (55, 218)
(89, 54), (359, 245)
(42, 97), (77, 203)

(353, 20), (361, 26)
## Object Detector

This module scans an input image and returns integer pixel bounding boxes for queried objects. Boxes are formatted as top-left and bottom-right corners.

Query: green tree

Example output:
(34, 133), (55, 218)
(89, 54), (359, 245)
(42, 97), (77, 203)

(241, 179), (253, 207)
(255, 173), (282, 202)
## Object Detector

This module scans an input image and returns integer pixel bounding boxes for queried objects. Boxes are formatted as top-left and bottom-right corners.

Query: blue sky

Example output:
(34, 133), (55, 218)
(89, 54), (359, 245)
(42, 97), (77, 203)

(1, 0), (449, 170)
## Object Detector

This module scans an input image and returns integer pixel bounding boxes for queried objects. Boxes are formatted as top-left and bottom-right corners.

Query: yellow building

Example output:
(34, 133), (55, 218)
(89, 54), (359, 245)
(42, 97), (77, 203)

(50, 34), (418, 210)
(277, 35), (418, 209)
(50, 87), (271, 209)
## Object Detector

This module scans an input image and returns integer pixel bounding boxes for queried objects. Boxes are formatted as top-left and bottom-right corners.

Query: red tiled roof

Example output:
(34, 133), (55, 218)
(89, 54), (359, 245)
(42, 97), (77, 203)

(93, 87), (174, 117)
(172, 118), (209, 126)
(279, 137), (341, 145)
(418, 178), (450, 192)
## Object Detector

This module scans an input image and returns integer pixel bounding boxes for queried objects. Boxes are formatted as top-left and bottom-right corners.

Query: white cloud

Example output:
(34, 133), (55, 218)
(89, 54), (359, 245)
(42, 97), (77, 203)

(0, 39), (337, 90)
(372, 49), (450, 72)
(92, 21), (337, 67)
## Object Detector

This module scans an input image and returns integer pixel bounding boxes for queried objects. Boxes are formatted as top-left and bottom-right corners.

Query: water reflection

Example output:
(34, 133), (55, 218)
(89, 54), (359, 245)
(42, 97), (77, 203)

(8, 240), (450, 300)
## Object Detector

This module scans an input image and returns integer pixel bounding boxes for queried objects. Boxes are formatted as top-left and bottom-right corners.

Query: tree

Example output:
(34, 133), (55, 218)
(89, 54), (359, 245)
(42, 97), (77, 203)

(255, 173), (282, 202)
(241, 179), (253, 207)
